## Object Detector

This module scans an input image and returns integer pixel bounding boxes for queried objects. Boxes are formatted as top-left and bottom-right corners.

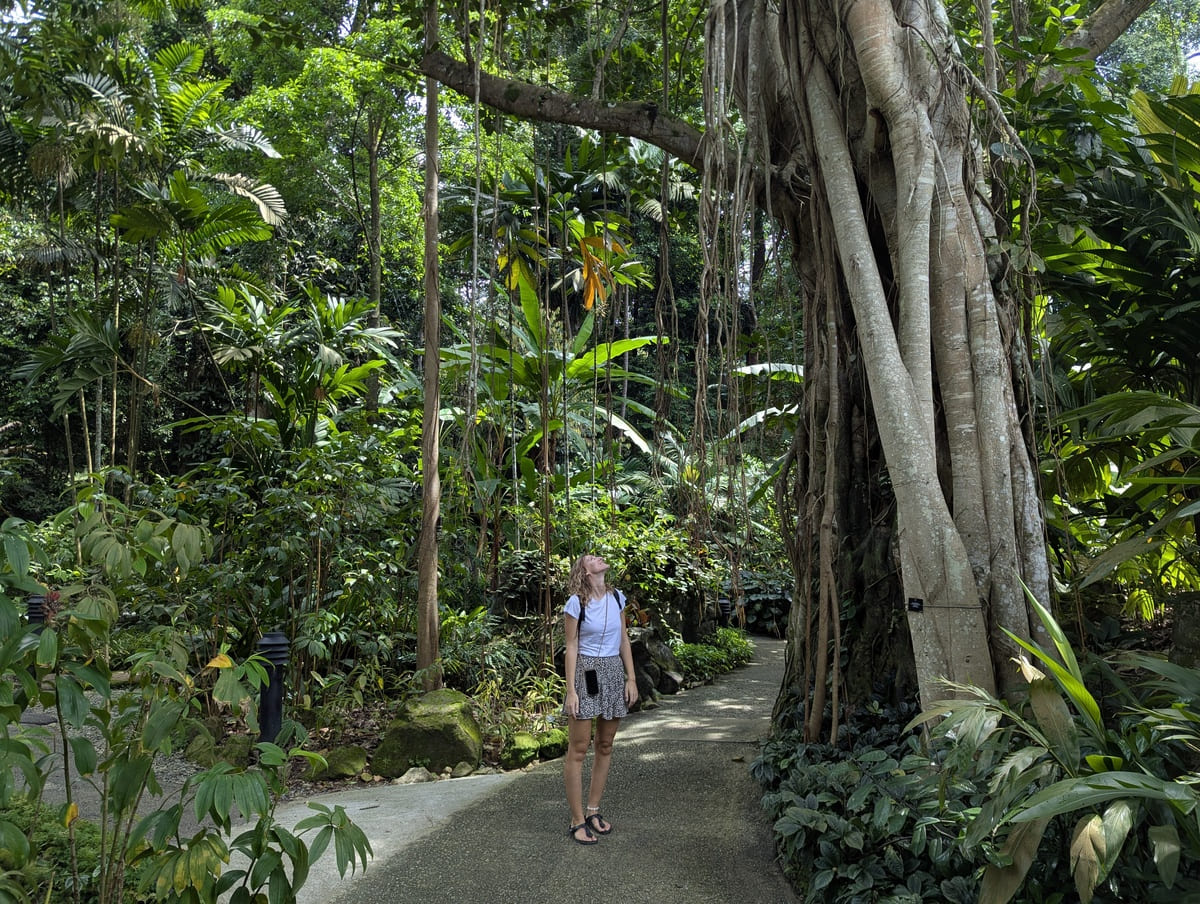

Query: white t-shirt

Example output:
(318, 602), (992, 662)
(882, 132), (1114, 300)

(565, 590), (626, 658)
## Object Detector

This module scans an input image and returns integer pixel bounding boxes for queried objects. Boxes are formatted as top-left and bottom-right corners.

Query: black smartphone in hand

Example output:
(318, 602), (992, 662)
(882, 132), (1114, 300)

(584, 669), (599, 696)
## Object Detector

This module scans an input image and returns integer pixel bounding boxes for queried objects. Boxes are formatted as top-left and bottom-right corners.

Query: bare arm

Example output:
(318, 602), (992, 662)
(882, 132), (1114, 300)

(564, 613), (581, 717)
(618, 609), (639, 708)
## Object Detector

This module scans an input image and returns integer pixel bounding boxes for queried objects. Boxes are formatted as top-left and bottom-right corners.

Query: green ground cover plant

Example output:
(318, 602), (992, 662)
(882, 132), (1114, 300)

(756, 596), (1200, 904)
(754, 700), (979, 904)
(672, 627), (756, 686)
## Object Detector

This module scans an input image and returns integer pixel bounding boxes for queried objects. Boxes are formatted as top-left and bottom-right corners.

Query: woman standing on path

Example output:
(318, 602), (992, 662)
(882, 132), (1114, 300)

(562, 553), (639, 845)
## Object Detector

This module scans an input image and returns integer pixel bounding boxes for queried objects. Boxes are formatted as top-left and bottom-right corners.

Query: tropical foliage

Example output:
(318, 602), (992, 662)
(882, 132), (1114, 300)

(1, 0), (1199, 902)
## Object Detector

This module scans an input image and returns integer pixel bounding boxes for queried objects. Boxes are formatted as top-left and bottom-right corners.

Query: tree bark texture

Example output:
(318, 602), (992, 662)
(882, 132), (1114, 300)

(733, 0), (1048, 710)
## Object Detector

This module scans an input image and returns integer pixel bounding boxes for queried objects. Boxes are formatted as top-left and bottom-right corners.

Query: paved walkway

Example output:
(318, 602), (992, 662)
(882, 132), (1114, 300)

(272, 637), (799, 904)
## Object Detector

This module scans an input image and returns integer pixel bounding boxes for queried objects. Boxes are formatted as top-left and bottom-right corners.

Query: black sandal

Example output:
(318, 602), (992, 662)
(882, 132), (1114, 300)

(585, 808), (612, 836)
(568, 821), (598, 845)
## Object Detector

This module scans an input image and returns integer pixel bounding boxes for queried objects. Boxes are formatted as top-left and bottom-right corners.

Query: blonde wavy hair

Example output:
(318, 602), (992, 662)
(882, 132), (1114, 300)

(567, 553), (612, 603)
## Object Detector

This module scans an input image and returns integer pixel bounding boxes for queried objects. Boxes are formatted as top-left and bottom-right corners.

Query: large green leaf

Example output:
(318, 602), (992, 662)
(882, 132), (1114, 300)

(1100, 799), (1134, 875)
(1028, 677), (1079, 768)
(35, 628), (57, 669)
(1011, 772), (1197, 823)
(1148, 823), (1182, 887)
(143, 699), (186, 751)
(0, 819), (30, 865)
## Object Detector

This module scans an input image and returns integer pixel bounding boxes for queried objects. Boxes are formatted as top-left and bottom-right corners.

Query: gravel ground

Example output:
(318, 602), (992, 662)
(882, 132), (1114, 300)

(15, 694), (206, 832)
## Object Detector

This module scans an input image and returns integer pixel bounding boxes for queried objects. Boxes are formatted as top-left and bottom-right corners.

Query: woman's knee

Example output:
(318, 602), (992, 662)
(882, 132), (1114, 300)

(566, 732), (592, 761)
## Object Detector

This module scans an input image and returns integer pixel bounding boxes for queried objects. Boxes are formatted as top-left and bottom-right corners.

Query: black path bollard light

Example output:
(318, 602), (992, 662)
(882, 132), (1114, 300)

(26, 594), (46, 630)
(24, 594), (47, 687)
(257, 631), (290, 745)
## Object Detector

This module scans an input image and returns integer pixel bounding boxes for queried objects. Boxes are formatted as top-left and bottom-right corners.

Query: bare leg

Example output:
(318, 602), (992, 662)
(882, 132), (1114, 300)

(586, 716), (621, 832)
(564, 715), (594, 841)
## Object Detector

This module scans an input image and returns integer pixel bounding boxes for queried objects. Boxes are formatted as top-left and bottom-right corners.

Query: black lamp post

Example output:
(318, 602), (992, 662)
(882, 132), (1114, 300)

(257, 631), (290, 745)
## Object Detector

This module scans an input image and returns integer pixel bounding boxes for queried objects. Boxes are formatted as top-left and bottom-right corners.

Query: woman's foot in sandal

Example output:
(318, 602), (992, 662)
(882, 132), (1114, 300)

(568, 821), (597, 845)
(585, 806), (612, 835)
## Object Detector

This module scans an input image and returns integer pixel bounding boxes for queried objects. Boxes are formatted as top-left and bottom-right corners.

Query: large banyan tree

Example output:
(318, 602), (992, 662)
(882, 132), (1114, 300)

(421, 0), (1151, 737)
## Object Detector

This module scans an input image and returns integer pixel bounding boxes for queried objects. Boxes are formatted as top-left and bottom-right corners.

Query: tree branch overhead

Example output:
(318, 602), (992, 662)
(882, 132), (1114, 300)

(420, 50), (706, 171)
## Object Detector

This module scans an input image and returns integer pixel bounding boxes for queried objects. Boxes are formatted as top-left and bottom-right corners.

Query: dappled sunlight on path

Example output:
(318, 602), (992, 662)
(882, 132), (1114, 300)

(319, 637), (799, 904)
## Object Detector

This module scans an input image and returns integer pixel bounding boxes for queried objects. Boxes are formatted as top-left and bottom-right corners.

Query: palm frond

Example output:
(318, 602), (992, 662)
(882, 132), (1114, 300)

(212, 124), (280, 159)
(208, 172), (287, 225)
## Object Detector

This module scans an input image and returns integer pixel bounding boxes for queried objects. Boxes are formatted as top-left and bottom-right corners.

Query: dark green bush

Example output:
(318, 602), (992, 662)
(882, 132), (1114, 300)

(726, 569), (791, 637)
(672, 628), (755, 685)
(753, 704), (979, 904)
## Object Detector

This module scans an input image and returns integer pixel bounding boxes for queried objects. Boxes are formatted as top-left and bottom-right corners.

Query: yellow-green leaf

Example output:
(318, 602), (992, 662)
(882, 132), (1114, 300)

(206, 653), (234, 669)
(1085, 754), (1124, 773)
(63, 802), (78, 827)
(1070, 814), (1105, 903)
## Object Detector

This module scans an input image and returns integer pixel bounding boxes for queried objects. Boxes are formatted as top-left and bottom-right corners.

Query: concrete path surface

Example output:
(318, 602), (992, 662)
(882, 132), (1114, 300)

(267, 637), (800, 904)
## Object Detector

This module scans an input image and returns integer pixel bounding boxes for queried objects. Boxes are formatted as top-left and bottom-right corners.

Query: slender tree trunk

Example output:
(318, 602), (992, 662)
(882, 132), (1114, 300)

(364, 110), (384, 413)
(416, 0), (443, 691)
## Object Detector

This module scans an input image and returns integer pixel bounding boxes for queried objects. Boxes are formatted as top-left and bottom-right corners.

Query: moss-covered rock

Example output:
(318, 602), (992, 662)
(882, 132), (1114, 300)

(218, 733), (254, 767)
(310, 744), (369, 780)
(372, 689), (482, 778)
(185, 727), (218, 768)
(536, 727), (568, 760)
(500, 731), (539, 769)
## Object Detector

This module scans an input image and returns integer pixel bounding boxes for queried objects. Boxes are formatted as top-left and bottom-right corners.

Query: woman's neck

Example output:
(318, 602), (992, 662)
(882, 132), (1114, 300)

(585, 580), (606, 601)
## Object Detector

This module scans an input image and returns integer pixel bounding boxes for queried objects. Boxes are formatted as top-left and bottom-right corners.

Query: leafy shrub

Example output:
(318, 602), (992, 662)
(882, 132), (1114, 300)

(726, 569), (791, 637)
(0, 794), (162, 902)
(0, 516), (373, 904)
(492, 548), (565, 618)
(472, 668), (566, 760)
(672, 628), (755, 685)
(439, 605), (536, 691)
(541, 494), (725, 642)
(754, 703), (979, 903)
(915, 594), (1200, 904)
(712, 626), (755, 666)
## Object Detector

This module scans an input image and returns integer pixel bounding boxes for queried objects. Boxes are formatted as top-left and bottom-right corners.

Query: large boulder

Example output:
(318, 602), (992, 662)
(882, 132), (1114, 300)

(372, 689), (482, 778)
(630, 627), (685, 700)
(536, 727), (568, 760)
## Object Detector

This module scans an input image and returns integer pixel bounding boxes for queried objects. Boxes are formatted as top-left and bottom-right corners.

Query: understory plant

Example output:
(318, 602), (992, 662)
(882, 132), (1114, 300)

(672, 627), (756, 686)
(914, 594), (1200, 904)
(755, 590), (1200, 904)
(753, 699), (978, 903)
(0, 517), (372, 904)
